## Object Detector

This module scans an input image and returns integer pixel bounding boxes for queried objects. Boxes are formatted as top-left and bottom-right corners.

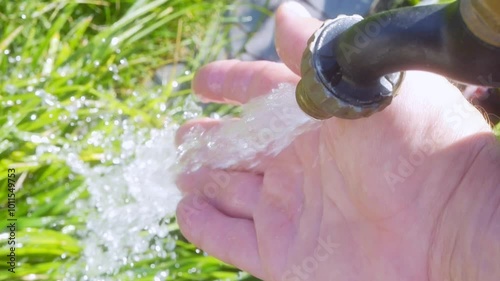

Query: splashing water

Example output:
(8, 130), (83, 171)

(178, 83), (322, 171)
(53, 82), (320, 279)
(61, 128), (182, 280)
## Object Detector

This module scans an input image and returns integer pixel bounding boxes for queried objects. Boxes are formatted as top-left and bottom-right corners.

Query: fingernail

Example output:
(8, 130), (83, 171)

(283, 1), (311, 18)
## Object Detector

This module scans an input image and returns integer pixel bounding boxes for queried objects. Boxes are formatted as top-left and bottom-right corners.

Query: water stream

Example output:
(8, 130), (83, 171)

(59, 83), (320, 279)
(63, 128), (182, 279)
(178, 83), (321, 172)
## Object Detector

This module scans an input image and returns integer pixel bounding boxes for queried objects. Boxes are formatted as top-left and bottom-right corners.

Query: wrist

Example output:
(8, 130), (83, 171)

(430, 134), (500, 281)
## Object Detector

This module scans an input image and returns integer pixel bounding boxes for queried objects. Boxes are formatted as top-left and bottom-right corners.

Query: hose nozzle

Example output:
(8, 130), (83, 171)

(297, 0), (500, 120)
(296, 16), (404, 120)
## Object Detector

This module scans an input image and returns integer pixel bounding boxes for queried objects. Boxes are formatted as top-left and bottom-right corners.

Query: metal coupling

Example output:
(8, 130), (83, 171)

(296, 15), (404, 120)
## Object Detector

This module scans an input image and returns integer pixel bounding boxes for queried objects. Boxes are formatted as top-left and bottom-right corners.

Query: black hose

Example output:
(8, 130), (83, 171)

(334, 1), (500, 88)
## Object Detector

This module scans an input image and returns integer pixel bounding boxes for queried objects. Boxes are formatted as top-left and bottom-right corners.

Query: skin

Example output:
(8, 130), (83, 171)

(175, 2), (500, 281)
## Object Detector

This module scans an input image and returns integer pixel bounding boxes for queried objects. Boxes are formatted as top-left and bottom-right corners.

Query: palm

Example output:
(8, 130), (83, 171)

(175, 3), (493, 281)
(250, 112), (441, 281)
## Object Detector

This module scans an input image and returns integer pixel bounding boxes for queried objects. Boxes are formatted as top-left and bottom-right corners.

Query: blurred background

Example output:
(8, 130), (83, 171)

(0, 0), (497, 280)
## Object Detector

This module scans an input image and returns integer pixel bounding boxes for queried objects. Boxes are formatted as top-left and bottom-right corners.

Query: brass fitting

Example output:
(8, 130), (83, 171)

(461, 0), (500, 47)
(296, 16), (404, 120)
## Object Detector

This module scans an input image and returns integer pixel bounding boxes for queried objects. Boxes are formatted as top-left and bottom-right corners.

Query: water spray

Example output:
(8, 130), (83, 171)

(296, 0), (500, 120)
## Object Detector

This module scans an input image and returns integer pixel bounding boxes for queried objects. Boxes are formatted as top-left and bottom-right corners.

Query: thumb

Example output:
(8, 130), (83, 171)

(275, 1), (322, 75)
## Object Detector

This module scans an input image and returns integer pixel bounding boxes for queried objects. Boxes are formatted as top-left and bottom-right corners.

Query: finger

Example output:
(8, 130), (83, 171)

(176, 195), (264, 279)
(275, 2), (323, 76)
(176, 167), (262, 219)
(192, 60), (299, 105)
(253, 164), (303, 274)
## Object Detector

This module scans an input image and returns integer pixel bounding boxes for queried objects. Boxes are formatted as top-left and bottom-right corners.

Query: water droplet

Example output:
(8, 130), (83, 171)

(26, 197), (37, 205)
(237, 271), (246, 279)
(30, 114), (36, 120)
(108, 64), (118, 73)
(30, 135), (46, 143)
(62, 225), (76, 234)
(111, 37), (119, 46)
(5, 84), (16, 94)
(207, 141), (216, 148)
(6, 117), (14, 127)
(241, 15), (253, 23)
(43, 58), (54, 75)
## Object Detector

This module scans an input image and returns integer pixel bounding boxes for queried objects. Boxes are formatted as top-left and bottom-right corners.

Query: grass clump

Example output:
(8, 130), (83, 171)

(0, 0), (261, 280)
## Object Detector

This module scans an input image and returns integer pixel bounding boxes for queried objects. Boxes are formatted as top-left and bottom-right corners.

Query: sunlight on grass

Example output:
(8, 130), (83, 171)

(0, 0), (261, 280)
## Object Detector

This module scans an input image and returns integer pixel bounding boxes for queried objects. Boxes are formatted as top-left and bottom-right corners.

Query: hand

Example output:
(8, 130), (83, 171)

(175, 2), (500, 281)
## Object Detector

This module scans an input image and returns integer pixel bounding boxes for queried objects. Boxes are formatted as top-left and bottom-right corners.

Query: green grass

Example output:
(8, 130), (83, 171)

(0, 0), (498, 280)
(0, 0), (263, 280)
